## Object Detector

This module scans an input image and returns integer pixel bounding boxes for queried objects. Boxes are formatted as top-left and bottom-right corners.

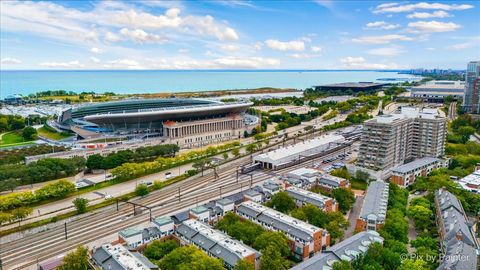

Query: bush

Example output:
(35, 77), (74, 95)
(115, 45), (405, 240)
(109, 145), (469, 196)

(73, 198), (88, 214)
(135, 184), (149, 197)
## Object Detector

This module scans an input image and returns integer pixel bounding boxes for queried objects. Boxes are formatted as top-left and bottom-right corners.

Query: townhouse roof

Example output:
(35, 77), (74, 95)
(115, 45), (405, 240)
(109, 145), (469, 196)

(392, 157), (441, 174)
(177, 219), (260, 267)
(236, 201), (323, 243)
(286, 186), (334, 209)
(290, 231), (384, 270)
(359, 181), (389, 222)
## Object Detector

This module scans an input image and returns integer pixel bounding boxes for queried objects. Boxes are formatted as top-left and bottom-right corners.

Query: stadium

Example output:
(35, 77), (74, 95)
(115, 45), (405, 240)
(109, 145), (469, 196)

(57, 98), (258, 146)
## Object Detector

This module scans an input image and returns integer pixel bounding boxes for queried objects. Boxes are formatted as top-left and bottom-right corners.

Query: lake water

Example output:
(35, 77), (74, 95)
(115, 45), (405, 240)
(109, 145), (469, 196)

(0, 70), (418, 98)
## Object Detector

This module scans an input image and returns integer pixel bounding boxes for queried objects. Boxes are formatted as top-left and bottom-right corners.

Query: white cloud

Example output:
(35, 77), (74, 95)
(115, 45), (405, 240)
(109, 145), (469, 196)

(340, 56), (400, 69)
(213, 57), (280, 68)
(406, 10), (451, 19)
(90, 57), (100, 63)
(288, 53), (321, 59)
(219, 44), (240, 52)
(311, 46), (322, 53)
(39, 60), (84, 68)
(0, 1), (240, 46)
(177, 48), (189, 53)
(352, 34), (413, 44)
(90, 47), (103, 54)
(104, 59), (143, 69)
(366, 47), (405, 56)
(407, 21), (460, 33)
(253, 42), (263, 50)
(1, 58), (22, 64)
(447, 37), (480, 50)
(373, 2), (474, 13)
(119, 28), (168, 44)
(340, 56), (365, 65)
(365, 21), (400, 30)
(265, 39), (305, 51)
(105, 32), (121, 42)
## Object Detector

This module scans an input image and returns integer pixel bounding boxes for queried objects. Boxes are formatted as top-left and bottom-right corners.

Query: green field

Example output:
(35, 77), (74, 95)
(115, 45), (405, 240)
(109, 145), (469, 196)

(0, 132), (35, 148)
(38, 126), (72, 141)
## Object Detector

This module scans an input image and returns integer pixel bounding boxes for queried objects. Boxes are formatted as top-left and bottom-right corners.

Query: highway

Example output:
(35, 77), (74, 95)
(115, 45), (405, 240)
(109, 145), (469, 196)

(448, 101), (457, 120)
(0, 130), (354, 269)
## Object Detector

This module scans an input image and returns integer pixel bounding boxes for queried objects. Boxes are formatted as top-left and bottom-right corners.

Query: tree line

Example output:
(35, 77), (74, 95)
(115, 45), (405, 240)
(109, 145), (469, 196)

(86, 144), (180, 170)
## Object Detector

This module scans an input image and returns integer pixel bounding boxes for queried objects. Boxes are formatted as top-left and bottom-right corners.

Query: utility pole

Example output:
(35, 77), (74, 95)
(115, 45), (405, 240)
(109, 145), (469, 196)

(250, 174), (253, 188)
(64, 222), (68, 240)
(178, 187), (181, 202)
(219, 186), (222, 198)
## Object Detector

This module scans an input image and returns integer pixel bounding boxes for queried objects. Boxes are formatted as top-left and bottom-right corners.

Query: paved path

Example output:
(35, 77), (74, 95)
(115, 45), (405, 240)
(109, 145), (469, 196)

(344, 194), (364, 239)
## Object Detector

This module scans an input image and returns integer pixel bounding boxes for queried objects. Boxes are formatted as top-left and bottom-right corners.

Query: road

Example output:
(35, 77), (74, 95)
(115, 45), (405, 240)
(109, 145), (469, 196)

(0, 142), (354, 270)
(343, 194), (364, 239)
(448, 101), (457, 120)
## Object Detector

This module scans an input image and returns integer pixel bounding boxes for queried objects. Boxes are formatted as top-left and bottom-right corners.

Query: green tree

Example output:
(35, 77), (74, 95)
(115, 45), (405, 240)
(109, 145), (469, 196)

(332, 187), (355, 213)
(58, 245), (89, 270)
(86, 154), (105, 170)
(266, 191), (296, 213)
(10, 207), (32, 226)
(245, 143), (258, 154)
(253, 231), (290, 257)
(458, 126), (476, 143)
(259, 245), (289, 270)
(232, 148), (240, 157)
(223, 152), (229, 160)
(233, 259), (255, 270)
(144, 240), (179, 261)
(398, 259), (429, 270)
(331, 168), (352, 180)
(333, 260), (354, 270)
(158, 245), (224, 270)
(22, 126), (37, 140)
(0, 212), (12, 225)
(0, 178), (19, 192)
(408, 205), (432, 230)
(135, 183), (149, 197)
(355, 170), (371, 183)
(73, 198), (89, 214)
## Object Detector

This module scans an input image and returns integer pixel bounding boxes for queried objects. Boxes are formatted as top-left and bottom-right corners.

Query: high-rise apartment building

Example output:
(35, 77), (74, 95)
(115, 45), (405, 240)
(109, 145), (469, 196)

(463, 61), (480, 113)
(357, 107), (446, 171)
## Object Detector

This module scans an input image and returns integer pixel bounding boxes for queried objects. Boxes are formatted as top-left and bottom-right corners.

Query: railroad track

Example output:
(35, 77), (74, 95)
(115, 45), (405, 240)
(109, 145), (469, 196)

(1, 136), (352, 269)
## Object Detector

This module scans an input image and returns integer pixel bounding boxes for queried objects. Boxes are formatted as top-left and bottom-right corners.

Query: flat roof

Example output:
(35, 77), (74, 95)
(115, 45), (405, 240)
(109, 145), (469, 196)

(254, 135), (344, 163)
(119, 227), (142, 238)
(392, 157), (441, 174)
(286, 186), (333, 205)
(316, 82), (387, 88)
(153, 216), (174, 226)
(99, 244), (152, 270)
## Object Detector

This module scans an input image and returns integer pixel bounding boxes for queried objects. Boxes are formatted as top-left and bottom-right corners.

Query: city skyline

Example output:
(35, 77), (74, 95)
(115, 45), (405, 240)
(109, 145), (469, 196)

(1, 0), (479, 70)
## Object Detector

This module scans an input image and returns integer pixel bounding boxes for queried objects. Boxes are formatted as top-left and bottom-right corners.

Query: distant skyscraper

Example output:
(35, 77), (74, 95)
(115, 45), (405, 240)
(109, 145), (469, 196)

(463, 61), (480, 113)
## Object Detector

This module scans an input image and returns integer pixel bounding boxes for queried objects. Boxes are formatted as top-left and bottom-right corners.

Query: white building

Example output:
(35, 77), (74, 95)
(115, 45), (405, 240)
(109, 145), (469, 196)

(152, 216), (175, 237)
(286, 186), (338, 212)
(411, 80), (465, 100)
(92, 244), (158, 270)
(286, 167), (321, 187)
(456, 169), (480, 193)
(253, 135), (345, 170)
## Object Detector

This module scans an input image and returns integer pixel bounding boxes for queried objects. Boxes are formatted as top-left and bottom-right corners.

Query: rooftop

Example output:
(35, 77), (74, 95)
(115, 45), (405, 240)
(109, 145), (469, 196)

(286, 186), (333, 205)
(392, 157), (441, 174)
(97, 244), (152, 270)
(190, 205), (209, 214)
(119, 227), (142, 238)
(254, 135), (345, 163)
(153, 216), (174, 226)
(359, 181), (389, 222)
(290, 231), (384, 270)
(288, 167), (321, 177)
(238, 201), (321, 234)
(316, 82), (387, 88)
(182, 219), (259, 258)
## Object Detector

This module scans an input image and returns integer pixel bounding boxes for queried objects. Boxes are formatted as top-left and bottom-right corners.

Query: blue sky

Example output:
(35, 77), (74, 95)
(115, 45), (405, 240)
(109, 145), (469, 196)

(1, 0), (478, 70)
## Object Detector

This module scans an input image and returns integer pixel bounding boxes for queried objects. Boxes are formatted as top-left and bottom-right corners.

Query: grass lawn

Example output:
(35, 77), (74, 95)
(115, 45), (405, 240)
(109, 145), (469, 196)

(38, 127), (72, 141)
(350, 178), (368, 190)
(0, 132), (35, 149)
